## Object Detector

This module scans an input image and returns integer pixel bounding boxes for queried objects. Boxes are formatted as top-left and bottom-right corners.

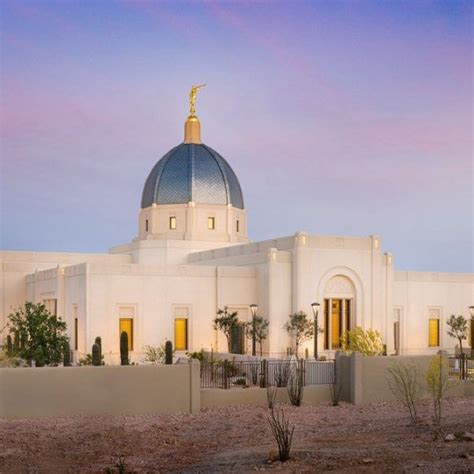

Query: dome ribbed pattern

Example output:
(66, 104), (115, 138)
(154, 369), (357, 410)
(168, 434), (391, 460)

(141, 143), (244, 209)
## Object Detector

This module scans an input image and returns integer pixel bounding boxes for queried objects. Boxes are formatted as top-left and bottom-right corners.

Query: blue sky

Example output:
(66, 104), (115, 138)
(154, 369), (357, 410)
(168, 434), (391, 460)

(1, 0), (472, 272)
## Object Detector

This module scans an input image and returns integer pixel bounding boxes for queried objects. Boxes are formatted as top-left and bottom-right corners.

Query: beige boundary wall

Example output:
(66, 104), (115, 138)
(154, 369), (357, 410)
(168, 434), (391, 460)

(0, 361), (200, 418)
(343, 353), (474, 404)
(1, 356), (473, 418)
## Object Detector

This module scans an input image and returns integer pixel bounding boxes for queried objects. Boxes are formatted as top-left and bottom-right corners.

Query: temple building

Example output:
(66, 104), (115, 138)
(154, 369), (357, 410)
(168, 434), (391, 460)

(1, 90), (473, 362)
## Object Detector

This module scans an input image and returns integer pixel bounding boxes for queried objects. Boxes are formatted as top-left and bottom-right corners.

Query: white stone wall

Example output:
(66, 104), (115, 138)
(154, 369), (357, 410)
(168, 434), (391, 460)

(393, 271), (473, 354)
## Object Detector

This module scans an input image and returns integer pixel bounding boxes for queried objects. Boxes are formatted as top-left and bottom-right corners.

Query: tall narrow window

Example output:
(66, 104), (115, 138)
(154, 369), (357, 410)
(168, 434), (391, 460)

(236, 220), (240, 233)
(174, 319), (188, 351)
(119, 318), (134, 351)
(145, 219), (149, 232)
(344, 299), (351, 332)
(324, 299), (330, 350)
(74, 318), (78, 351)
(208, 217), (215, 230)
(169, 216), (177, 229)
(428, 319), (439, 347)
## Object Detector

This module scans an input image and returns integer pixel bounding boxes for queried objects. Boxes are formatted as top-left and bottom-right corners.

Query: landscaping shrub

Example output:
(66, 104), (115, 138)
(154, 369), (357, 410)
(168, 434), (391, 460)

(266, 384), (277, 409)
(267, 408), (295, 462)
(329, 369), (341, 406)
(426, 354), (453, 425)
(341, 326), (384, 356)
(287, 366), (304, 406)
(386, 360), (422, 424)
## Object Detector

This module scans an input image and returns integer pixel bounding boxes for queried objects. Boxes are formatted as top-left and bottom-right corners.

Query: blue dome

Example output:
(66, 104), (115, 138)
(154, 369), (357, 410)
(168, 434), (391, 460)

(141, 143), (244, 209)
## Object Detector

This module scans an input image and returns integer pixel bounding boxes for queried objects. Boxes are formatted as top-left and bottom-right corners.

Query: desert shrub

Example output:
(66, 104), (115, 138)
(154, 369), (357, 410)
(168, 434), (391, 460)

(186, 349), (207, 362)
(426, 354), (453, 425)
(143, 344), (165, 364)
(273, 360), (292, 387)
(233, 377), (247, 386)
(79, 353), (92, 366)
(341, 326), (384, 356)
(387, 360), (422, 424)
(267, 384), (277, 409)
(0, 349), (25, 367)
(287, 365), (304, 406)
(267, 408), (295, 462)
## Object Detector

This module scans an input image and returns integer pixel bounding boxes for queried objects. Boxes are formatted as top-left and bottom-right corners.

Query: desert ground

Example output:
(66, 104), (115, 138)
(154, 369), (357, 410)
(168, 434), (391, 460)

(0, 397), (473, 473)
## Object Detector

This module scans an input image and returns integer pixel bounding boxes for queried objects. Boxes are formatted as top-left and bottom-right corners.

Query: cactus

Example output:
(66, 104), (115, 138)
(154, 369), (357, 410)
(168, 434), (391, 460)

(120, 331), (129, 365)
(63, 340), (71, 366)
(165, 340), (173, 365)
(92, 343), (101, 366)
(6, 335), (13, 354)
(94, 336), (102, 362)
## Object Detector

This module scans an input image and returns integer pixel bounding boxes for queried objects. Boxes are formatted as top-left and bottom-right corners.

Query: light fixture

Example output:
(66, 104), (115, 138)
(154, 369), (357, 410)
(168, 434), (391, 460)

(469, 306), (474, 318)
(250, 304), (258, 318)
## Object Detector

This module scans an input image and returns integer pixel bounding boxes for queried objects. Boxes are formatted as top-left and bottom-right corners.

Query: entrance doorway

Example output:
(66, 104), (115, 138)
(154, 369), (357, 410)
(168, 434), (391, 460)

(324, 298), (352, 350)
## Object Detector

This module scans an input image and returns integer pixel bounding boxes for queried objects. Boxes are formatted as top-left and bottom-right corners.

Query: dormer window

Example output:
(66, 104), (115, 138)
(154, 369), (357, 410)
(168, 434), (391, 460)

(169, 216), (177, 230)
(208, 217), (215, 230)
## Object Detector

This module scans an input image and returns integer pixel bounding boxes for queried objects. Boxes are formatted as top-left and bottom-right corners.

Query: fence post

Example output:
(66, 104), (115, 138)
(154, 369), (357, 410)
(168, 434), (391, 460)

(260, 359), (267, 388)
(223, 360), (229, 389)
(300, 359), (305, 386)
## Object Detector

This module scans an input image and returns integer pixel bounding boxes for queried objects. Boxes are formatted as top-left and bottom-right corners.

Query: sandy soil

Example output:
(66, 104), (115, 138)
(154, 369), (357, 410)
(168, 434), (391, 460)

(0, 398), (473, 473)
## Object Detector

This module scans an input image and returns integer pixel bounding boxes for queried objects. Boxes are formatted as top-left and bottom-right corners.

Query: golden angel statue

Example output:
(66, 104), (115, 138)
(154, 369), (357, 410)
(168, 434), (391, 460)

(189, 83), (206, 116)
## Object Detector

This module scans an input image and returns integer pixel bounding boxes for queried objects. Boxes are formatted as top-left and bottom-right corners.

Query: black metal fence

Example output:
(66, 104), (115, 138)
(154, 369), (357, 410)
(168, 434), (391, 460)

(448, 355), (474, 381)
(200, 358), (335, 389)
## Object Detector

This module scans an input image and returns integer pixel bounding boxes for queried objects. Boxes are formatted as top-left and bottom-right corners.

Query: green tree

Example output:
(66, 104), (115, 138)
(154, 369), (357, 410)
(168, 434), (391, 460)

(284, 311), (314, 358)
(245, 315), (269, 356)
(7, 302), (68, 367)
(341, 326), (384, 356)
(446, 314), (468, 357)
(213, 306), (239, 352)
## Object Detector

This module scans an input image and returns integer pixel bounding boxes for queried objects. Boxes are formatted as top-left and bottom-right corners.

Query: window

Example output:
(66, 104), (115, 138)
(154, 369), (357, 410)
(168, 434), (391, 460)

(208, 216), (215, 230)
(169, 216), (177, 230)
(74, 318), (78, 351)
(119, 318), (134, 351)
(428, 319), (439, 347)
(174, 306), (189, 351)
(43, 298), (58, 316)
(145, 219), (149, 232)
(174, 319), (188, 351)
(236, 220), (240, 233)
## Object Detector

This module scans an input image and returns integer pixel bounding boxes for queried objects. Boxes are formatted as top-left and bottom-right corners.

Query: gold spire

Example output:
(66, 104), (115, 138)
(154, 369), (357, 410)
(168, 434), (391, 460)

(184, 84), (206, 144)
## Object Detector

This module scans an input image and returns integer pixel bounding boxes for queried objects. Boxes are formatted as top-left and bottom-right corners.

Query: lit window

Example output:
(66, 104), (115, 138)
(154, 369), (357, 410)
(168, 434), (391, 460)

(119, 318), (134, 351)
(428, 319), (439, 347)
(208, 217), (215, 230)
(174, 318), (188, 351)
(145, 219), (149, 232)
(169, 216), (177, 230)
(236, 220), (240, 232)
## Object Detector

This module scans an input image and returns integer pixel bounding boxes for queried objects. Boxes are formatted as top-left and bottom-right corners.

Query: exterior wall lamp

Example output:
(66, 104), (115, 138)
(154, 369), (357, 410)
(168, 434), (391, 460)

(311, 302), (320, 360)
(250, 304), (258, 357)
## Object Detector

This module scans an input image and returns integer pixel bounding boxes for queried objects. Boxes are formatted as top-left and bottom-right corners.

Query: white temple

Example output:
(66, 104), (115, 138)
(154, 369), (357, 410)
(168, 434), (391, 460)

(1, 96), (473, 362)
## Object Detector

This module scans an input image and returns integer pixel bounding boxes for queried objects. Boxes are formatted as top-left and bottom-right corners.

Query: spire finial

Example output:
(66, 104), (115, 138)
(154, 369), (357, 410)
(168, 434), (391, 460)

(185, 84), (206, 144)
(189, 83), (206, 116)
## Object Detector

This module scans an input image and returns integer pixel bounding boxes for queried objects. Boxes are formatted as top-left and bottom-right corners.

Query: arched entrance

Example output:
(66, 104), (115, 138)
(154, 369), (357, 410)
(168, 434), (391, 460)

(323, 275), (356, 350)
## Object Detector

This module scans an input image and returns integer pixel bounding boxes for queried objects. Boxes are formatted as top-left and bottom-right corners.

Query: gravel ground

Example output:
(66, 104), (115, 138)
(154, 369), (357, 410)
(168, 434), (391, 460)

(0, 397), (473, 473)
